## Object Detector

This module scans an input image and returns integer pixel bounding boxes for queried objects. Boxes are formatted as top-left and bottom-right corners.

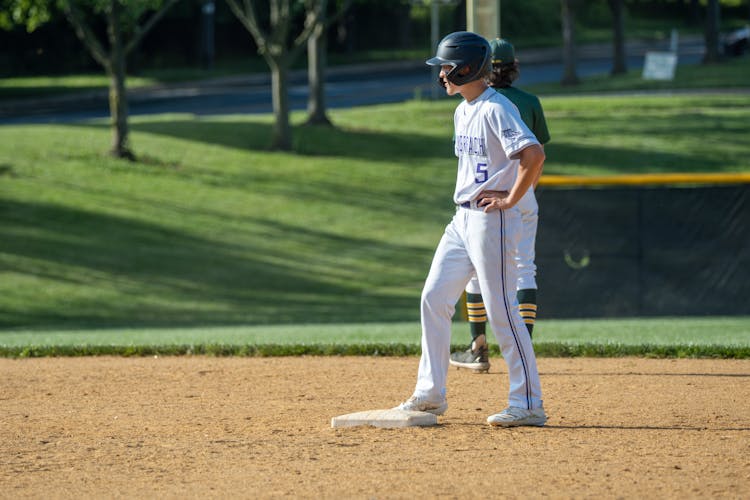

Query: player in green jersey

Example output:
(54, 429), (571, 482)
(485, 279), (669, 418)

(450, 38), (551, 373)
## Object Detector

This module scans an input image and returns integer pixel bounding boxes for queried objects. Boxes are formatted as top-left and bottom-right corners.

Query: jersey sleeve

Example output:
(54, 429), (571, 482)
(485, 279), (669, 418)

(493, 101), (539, 159)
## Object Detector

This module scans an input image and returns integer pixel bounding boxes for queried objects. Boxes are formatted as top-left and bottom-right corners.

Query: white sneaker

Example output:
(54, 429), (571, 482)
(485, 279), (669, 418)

(487, 406), (547, 427)
(394, 395), (448, 415)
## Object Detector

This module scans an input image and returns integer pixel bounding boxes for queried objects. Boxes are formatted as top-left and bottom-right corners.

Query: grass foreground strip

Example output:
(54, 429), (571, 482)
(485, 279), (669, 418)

(2, 317), (748, 358)
(1, 342), (748, 359)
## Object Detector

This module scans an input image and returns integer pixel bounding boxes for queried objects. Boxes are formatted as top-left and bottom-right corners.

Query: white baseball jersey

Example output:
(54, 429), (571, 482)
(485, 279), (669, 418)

(453, 88), (539, 205)
(410, 87), (543, 411)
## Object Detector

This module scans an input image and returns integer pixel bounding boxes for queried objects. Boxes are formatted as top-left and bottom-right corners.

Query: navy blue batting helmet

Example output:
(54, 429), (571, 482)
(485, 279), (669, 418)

(426, 31), (491, 85)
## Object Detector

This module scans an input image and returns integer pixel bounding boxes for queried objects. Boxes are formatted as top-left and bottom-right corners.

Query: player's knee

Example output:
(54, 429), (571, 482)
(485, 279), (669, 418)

(421, 286), (452, 312)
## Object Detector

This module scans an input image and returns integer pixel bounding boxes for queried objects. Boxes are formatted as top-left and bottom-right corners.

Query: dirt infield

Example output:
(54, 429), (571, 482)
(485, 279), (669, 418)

(2, 356), (749, 498)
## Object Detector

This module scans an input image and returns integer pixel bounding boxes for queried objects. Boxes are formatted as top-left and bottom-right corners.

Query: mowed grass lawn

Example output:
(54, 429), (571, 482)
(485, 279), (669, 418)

(1, 87), (750, 353)
(1, 317), (748, 359)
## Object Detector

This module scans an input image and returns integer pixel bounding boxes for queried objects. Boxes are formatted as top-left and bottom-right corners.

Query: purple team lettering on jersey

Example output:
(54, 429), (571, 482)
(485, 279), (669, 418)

(455, 135), (487, 156)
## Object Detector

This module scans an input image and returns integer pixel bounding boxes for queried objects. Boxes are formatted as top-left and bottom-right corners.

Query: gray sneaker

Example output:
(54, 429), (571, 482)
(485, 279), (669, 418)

(449, 343), (490, 373)
(394, 395), (448, 415)
(487, 406), (547, 427)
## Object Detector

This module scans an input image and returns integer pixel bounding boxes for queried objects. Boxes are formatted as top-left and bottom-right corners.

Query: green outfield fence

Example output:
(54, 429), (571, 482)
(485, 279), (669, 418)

(533, 173), (750, 318)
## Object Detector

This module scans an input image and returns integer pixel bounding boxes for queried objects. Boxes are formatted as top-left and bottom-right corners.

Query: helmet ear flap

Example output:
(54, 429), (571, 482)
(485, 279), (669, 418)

(445, 52), (490, 85)
(445, 64), (470, 85)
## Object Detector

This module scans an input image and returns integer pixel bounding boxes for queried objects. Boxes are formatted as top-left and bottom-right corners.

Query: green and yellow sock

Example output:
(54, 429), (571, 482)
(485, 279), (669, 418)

(517, 288), (537, 338)
(466, 293), (486, 342)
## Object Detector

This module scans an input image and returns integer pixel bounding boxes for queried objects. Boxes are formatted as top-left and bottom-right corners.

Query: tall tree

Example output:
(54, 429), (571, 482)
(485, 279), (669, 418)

(703, 0), (721, 63)
(64, 1), (180, 159)
(305, 0), (351, 126)
(1, 1), (179, 159)
(560, 0), (580, 85)
(608, 0), (627, 75)
(226, 0), (327, 150)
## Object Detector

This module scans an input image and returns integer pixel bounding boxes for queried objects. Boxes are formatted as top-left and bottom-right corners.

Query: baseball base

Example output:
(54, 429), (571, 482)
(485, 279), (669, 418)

(331, 409), (438, 428)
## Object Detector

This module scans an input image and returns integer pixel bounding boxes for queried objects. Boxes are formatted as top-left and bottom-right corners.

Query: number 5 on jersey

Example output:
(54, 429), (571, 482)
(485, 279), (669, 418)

(475, 162), (488, 183)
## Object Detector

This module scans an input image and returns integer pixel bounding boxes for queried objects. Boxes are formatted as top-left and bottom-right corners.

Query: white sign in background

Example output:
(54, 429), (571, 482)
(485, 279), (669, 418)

(642, 51), (678, 81)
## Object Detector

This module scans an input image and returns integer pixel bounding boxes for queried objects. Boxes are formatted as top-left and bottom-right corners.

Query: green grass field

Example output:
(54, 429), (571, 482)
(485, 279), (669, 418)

(2, 60), (749, 357)
(1, 317), (748, 359)
(2, 95), (748, 327)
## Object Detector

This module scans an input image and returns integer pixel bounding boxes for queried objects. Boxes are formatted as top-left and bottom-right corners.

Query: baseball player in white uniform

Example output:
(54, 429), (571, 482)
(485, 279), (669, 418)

(451, 38), (551, 373)
(394, 31), (547, 426)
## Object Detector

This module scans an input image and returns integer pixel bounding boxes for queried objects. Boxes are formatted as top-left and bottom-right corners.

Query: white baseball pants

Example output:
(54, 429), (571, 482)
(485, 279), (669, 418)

(414, 204), (543, 410)
(466, 187), (538, 294)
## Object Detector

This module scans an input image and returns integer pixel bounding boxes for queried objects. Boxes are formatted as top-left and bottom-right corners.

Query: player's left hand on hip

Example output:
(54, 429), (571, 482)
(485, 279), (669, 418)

(478, 190), (510, 212)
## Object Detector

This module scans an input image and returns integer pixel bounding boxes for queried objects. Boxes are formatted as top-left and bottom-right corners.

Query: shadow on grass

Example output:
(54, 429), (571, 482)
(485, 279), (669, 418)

(40, 160), (454, 228)
(544, 142), (721, 173)
(0, 199), (429, 329)
(543, 142), (745, 174)
(74, 119), (453, 161)
(73, 111), (748, 173)
(545, 121), (749, 174)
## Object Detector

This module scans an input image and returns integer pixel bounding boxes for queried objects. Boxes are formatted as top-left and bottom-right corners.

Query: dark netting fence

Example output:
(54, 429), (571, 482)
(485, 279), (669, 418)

(534, 184), (750, 318)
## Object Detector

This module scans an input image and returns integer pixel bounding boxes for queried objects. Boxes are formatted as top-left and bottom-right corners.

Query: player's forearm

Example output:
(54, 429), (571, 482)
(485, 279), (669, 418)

(509, 144), (545, 205)
(532, 145), (545, 189)
(477, 144), (544, 212)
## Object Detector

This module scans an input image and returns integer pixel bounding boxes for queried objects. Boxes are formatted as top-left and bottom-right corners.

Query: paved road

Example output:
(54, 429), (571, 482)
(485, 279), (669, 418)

(0, 38), (705, 125)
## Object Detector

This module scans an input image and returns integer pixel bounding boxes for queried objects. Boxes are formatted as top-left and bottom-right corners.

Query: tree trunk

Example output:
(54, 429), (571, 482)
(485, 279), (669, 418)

(60, 0), (178, 160)
(107, 0), (133, 160)
(703, 0), (721, 63)
(561, 0), (580, 85)
(306, 19), (332, 126)
(226, 0), (329, 151)
(108, 68), (132, 160)
(270, 60), (292, 150)
(609, 0), (627, 75)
